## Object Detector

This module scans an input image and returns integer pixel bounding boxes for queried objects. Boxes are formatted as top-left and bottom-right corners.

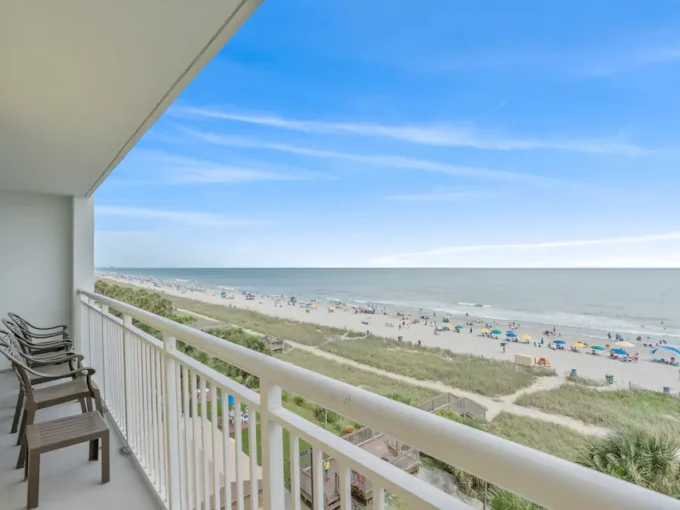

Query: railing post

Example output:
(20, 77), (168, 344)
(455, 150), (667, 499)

(260, 379), (285, 508)
(163, 333), (181, 509)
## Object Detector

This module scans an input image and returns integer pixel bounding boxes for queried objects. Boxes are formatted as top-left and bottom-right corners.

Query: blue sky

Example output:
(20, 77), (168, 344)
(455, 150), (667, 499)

(95, 0), (680, 268)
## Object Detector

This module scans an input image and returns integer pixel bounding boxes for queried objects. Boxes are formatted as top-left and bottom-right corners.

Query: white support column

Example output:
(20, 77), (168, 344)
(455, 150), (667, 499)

(260, 379), (285, 508)
(71, 196), (94, 359)
(163, 333), (181, 509)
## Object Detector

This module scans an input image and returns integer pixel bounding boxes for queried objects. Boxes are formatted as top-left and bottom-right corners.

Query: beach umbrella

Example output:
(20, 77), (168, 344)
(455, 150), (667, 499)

(438, 322), (448, 330)
(455, 325), (464, 329)
(615, 341), (634, 348)
(612, 348), (628, 355)
(572, 342), (587, 348)
(650, 345), (680, 357)
(491, 329), (502, 335)
(521, 334), (532, 340)
(591, 345), (605, 351)
(479, 328), (489, 334)
(506, 332), (517, 338)
(554, 340), (566, 345)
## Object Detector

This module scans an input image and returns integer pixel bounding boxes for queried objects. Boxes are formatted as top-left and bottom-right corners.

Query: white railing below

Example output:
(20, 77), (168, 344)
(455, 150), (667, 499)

(78, 290), (680, 510)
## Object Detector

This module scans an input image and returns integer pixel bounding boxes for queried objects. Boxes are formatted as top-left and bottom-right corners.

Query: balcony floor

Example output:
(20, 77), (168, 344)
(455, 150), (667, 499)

(0, 371), (163, 510)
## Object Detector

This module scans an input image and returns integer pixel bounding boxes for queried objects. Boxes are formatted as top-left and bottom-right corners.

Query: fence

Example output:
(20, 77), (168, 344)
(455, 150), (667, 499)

(417, 393), (488, 422)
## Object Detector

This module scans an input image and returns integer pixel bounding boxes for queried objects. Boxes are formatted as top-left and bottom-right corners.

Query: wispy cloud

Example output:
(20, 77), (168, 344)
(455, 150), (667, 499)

(385, 190), (477, 202)
(97, 206), (268, 227)
(372, 232), (680, 265)
(178, 128), (561, 185)
(175, 106), (647, 156)
(123, 150), (329, 184)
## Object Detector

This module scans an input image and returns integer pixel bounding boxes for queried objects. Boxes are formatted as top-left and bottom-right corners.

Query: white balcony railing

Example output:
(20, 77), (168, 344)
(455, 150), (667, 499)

(77, 289), (680, 510)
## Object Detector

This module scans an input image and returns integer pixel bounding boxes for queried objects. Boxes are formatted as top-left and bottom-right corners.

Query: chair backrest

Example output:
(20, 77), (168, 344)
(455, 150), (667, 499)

(0, 332), (35, 399)
(1, 319), (33, 355)
(8, 312), (30, 332)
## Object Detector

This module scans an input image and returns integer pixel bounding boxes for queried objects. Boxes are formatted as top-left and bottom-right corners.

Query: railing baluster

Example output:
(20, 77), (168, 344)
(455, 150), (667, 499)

(190, 371), (201, 510)
(290, 434), (301, 510)
(210, 381), (221, 510)
(373, 485), (385, 510)
(234, 397), (245, 510)
(248, 405), (258, 510)
(163, 334), (181, 509)
(182, 366), (193, 510)
(338, 463), (351, 510)
(200, 377), (210, 508)
(221, 389), (233, 508)
(313, 448), (324, 510)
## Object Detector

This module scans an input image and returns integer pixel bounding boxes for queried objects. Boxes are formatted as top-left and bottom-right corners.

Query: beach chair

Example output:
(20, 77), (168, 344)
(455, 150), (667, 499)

(8, 312), (69, 341)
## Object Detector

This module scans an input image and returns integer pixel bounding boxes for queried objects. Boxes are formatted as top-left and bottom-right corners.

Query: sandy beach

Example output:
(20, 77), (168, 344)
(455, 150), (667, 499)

(101, 274), (680, 393)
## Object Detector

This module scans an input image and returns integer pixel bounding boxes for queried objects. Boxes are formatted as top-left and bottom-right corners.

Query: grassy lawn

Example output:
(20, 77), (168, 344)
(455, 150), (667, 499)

(515, 385), (680, 435)
(487, 412), (589, 462)
(277, 348), (441, 404)
(319, 337), (554, 397)
(172, 295), (345, 346)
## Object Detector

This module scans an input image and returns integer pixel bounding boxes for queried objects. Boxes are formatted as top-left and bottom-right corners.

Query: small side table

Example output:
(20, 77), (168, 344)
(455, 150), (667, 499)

(24, 411), (110, 509)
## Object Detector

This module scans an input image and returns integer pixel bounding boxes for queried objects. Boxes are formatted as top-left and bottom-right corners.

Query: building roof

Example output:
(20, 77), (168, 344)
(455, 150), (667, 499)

(0, 1), (261, 196)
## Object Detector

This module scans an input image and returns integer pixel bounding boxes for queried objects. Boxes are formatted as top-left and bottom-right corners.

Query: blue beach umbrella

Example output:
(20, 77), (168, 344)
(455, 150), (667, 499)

(553, 340), (566, 345)
(612, 348), (628, 355)
(506, 332), (517, 338)
(651, 346), (680, 356)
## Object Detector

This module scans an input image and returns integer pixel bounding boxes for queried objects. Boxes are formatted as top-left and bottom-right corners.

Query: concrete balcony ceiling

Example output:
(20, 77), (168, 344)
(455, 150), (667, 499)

(0, 0), (261, 197)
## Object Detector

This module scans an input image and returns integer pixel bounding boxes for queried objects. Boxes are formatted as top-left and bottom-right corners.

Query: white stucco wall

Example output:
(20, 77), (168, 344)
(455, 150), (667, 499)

(0, 191), (85, 369)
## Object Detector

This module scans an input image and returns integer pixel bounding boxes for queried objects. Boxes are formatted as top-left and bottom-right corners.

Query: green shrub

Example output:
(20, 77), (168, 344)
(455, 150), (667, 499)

(293, 395), (306, 407)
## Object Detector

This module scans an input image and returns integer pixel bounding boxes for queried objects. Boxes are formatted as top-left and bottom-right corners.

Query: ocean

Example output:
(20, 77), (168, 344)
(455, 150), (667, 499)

(101, 268), (680, 340)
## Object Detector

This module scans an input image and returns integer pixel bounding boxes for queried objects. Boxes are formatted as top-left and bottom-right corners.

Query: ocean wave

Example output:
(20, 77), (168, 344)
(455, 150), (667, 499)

(457, 302), (492, 308)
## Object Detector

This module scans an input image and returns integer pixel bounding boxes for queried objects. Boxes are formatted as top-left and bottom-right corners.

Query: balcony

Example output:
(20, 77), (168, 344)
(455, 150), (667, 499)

(2, 290), (677, 510)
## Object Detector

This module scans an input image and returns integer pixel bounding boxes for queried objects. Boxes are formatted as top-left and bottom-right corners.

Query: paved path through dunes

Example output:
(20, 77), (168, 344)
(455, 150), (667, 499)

(286, 341), (609, 437)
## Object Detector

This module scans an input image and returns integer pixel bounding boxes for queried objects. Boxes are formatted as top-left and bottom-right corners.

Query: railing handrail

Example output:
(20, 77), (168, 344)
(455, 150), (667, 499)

(79, 289), (680, 510)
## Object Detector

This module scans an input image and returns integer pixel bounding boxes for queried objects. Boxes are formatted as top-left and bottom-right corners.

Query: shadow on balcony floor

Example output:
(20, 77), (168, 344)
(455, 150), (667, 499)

(0, 371), (163, 510)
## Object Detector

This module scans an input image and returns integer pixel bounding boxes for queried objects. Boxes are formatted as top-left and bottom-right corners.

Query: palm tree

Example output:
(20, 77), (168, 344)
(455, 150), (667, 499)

(577, 427), (680, 498)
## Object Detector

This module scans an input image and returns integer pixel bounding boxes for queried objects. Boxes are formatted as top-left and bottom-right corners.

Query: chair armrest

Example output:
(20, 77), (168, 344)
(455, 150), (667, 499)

(28, 324), (68, 332)
(23, 329), (70, 341)
(31, 353), (84, 368)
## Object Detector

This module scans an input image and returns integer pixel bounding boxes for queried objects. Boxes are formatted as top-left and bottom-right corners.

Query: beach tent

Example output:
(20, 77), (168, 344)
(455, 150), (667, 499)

(614, 341), (634, 348)
(651, 345), (680, 357)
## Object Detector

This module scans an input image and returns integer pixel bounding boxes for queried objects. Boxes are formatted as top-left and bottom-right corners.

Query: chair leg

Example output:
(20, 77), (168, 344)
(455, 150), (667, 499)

(17, 409), (35, 469)
(11, 389), (24, 434)
(16, 409), (27, 446)
(79, 398), (88, 414)
(101, 432), (110, 484)
(89, 438), (99, 461)
(27, 452), (40, 510)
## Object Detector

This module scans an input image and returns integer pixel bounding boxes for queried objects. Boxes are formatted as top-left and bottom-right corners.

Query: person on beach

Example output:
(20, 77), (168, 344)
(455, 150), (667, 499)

(324, 459), (330, 481)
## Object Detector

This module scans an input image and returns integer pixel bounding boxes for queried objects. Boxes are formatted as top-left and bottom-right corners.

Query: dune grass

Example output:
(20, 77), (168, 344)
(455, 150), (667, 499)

(515, 385), (680, 435)
(172, 295), (345, 346)
(319, 337), (554, 397)
(277, 348), (440, 404)
(487, 412), (589, 462)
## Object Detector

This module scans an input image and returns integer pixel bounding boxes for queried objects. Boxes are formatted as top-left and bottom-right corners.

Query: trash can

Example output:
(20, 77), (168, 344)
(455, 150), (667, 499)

(570, 369), (577, 376)
(663, 386), (671, 393)
(606, 374), (614, 385)
(398, 336), (403, 342)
